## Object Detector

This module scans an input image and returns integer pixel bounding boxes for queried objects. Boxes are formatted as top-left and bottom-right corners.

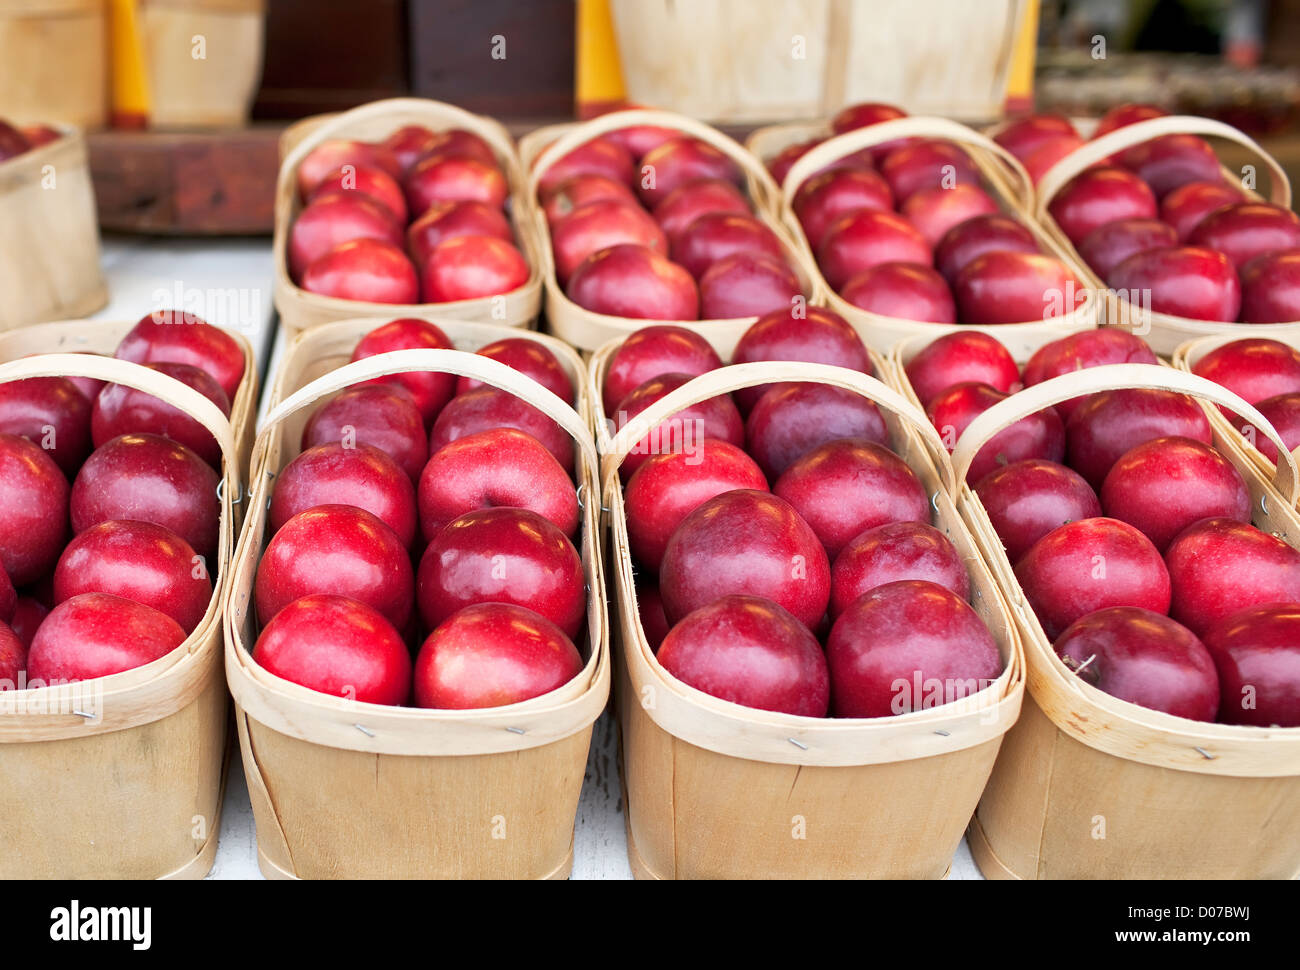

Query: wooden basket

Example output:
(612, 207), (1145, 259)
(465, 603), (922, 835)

(519, 108), (821, 355)
(0, 0), (107, 129)
(774, 116), (1099, 357)
(931, 362), (1300, 879)
(0, 351), (241, 878)
(1034, 115), (1294, 358)
(590, 341), (1025, 879)
(272, 99), (543, 338)
(225, 318), (610, 879)
(0, 127), (107, 330)
(137, 0), (266, 129)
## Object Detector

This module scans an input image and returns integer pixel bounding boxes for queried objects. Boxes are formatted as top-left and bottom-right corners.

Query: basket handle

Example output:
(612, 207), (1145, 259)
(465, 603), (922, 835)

(1035, 115), (1292, 213)
(600, 360), (955, 498)
(257, 347), (598, 476)
(525, 108), (778, 201)
(782, 116), (1035, 212)
(950, 362), (1300, 503)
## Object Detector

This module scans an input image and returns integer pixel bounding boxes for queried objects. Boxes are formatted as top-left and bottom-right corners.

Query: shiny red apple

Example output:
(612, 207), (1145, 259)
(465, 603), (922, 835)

(974, 458), (1101, 563)
(698, 252), (800, 319)
(269, 442), (417, 547)
(731, 306), (870, 413)
(551, 198), (667, 284)
(954, 251), (1083, 324)
(878, 140), (980, 203)
(601, 324), (722, 415)
(1048, 166), (1158, 245)
(792, 168), (894, 249)
(671, 212), (784, 280)
(0, 433), (68, 586)
(927, 381), (1065, 483)
(933, 213), (1038, 283)
(300, 238), (419, 304)
(307, 163), (408, 223)
(1159, 180), (1244, 241)
(637, 136), (741, 208)
(407, 200), (512, 267)
(116, 311), (246, 401)
(1077, 217), (1178, 278)
(566, 244), (699, 320)
(91, 361), (230, 468)
(1203, 604), (1300, 727)
(839, 262), (955, 323)
(1188, 202), (1300, 269)
(817, 209), (931, 290)
(1066, 387), (1212, 489)
(830, 521), (969, 617)
(27, 593), (185, 683)
(350, 317), (455, 425)
(302, 384), (428, 482)
(431, 384), (574, 473)
(1119, 134), (1221, 198)
(457, 337), (573, 402)
(905, 331), (1020, 406)
(404, 152), (507, 216)
(537, 138), (635, 197)
(746, 383), (889, 479)
(420, 234), (528, 302)
(1107, 245), (1241, 322)
(288, 193), (403, 282)
(652, 178), (749, 241)
(1239, 249), (1300, 323)
(0, 376), (92, 476)
(614, 372), (744, 480)
(901, 184), (999, 247)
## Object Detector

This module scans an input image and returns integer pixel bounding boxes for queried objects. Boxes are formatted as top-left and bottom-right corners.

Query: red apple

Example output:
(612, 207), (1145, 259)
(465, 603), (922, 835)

(1021, 134), (1087, 186)
(421, 234), (528, 302)
(407, 200), (512, 267)
(830, 102), (911, 161)
(302, 384), (428, 483)
(817, 209), (931, 290)
(699, 252), (800, 319)
(1165, 518), (1300, 636)
(416, 507), (585, 636)
(350, 317), (455, 425)
(1048, 166), (1158, 245)
(296, 140), (402, 199)
(1119, 134), (1221, 198)
(8, 597), (46, 650)
(659, 489), (830, 628)
(418, 428), (578, 539)
(1160, 180), (1244, 241)
(652, 178), (749, 241)
(637, 136), (741, 208)
(0, 376), (92, 476)
(20, 124), (60, 149)
(91, 361), (230, 468)
(905, 331), (1020, 406)
(1189, 202), (1300, 270)
(382, 124), (442, 172)
(1093, 103), (1168, 139)
(953, 251), (1083, 324)
(116, 311), (245, 401)
(1077, 217), (1178, 278)
(544, 173), (638, 227)
(614, 372), (744, 480)
(774, 438), (929, 558)
(404, 153), (507, 216)
(420, 129), (499, 169)
(878, 140), (980, 203)
(746, 383), (889, 479)
(604, 124), (679, 160)
(1241, 393), (1300, 463)
(792, 168), (894, 249)
(767, 138), (822, 188)
(1239, 249), (1300, 323)
(26, 593), (185, 683)
(1191, 337), (1300, 407)
(974, 458), (1101, 563)
(414, 602), (582, 709)
(830, 522), (969, 617)
(671, 212), (784, 280)
(0, 565), (13, 624)
(636, 577), (671, 652)
(71, 433), (219, 559)
(602, 325), (722, 416)
(994, 114), (1079, 161)
(1066, 387), (1212, 489)
(457, 337), (574, 402)
(731, 306), (869, 413)
(1014, 517), (1171, 639)
(1053, 607), (1218, 720)
(1022, 328), (1159, 421)
(933, 213), (1038, 283)
(307, 163), (408, 223)
(0, 434), (67, 586)
(1101, 436), (1250, 552)
(840, 262), (955, 323)
(431, 385), (574, 473)
(536, 138), (635, 197)
(300, 238), (419, 305)
(566, 244), (699, 320)
(288, 193), (403, 282)
(1203, 604), (1300, 727)
(270, 442), (417, 547)
(901, 184), (1000, 247)
(53, 520), (211, 633)
(657, 594), (829, 716)
(0, 620), (23, 687)
(0, 121), (31, 160)
(1108, 245), (1241, 322)
(827, 580), (1001, 717)
(927, 382), (1065, 483)
(252, 593), (410, 706)
(551, 198), (667, 284)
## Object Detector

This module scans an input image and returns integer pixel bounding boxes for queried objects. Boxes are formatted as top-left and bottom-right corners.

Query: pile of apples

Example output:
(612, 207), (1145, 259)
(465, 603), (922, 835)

(999, 104), (1300, 323)
(606, 308), (1003, 719)
(0, 313), (245, 689)
(768, 102), (1084, 326)
(249, 318), (587, 710)
(0, 118), (63, 162)
(905, 326), (1300, 726)
(1190, 337), (1300, 462)
(535, 122), (805, 320)
(289, 125), (530, 305)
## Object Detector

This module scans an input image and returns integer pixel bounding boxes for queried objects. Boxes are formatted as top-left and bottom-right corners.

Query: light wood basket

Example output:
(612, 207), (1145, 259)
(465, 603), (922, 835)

(1034, 115), (1294, 358)
(0, 127), (107, 330)
(589, 339), (1025, 879)
(225, 318), (609, 880)
(0, 0), (107, 129)
(137, 0), (266, 129)
(897, 358), (1300, 879)
(518, 108), (821, 355)
(272, 99), (543, 338)
(769, 116), (1099, 357)
(0, 348), (243, 879)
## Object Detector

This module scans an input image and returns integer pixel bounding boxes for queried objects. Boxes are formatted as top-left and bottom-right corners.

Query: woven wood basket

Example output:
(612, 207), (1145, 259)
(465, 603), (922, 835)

(0, 0), (107, 129)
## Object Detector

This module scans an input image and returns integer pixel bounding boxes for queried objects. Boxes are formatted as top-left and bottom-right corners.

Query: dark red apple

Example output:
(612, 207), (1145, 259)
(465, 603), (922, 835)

(1165, 518), (1300, 636)
(71, 433), (219, 559)
(1021, 134), (1087, 186)
(407, 201), (512, 267)
(905, 331), (1020, 406)
(994, 114), (1079, 161)
(270, 442), (417, 547)
(296, 140), (402, 199)
(774, 438), (929, 558)
(302, 384), (428, 483)
(91, 361), (230, 468)
(767, 138), (822, 187)
(1101, 436), (1250, 551)
(1239, 249), (1300, 323)
(954, 251), (1084, 324)
(26, 593), (185, 683)
(901, 184), (999, 247)
(974, 458), (1101, 563)
(878, 140), (980, 203)
(1188, 202), (1300, 270)
(830, 522), (969, 617)
(731, 306), (870, 413)
(431, 384), (573, 473)
(1022, 328), (1159, 421)
(0, 565), (13, 624)
(0, 433), (67, 586)
(1052, 607), (1218, 720)
(840, 262), (955, 323)
(652, 178), (750, 241)
(614, 372), (744, 480)
(288, 194), (403, 282)
(1014, 517), (1171, 639)
(746, 383), (889, 479)
(1048, 166), (1158, 245)
(0, 376), (92, 476)
(252, 593), (410, 706)
(116, 311), (246, 401)
(637, 136), (741, 209)
(418, 427), (578, 539)
(414, 602), (582, 709)
(551, 198), (667, 284)
(1241, 392), (1300, 463)
(1107, 245), (1241, 322)
(792, 168), (894, 249)
(0, 620), (23, 687)
(602, 325), (722, 415)
(1160, 180), (1245, 241)
(404, 153), (507, 216)
(307, 163), (408, 223)
(817, 209), (932, 290)
(636, 577), (671, 652)
(1119, 134), (1221, 198)
(457, 337), (573, 402)
(382, 124), (442, 172)
(658, 489), (830, 628)
(8, 597), (46, 650)
(543, 173), (637, 229)
(698, 252), (800, 319)
(420, 234), (528, 302)
(933, 213), (1038, 283)
(604, 124), (679, 160)
(536, 138), (635, 197)
(1066, 387), (1212, 489)
(671, 212), (785, 280)
(827, 580), (1001, 717)
(1077, 217), (1178, 278)
(1203, 604), (1300, 727)
(53, 520), (211, 633)
(657, 594), (829, 716)
(351, 317), (455, 425)
(566, 244), (699, 320)
(1191, 337), (1300, 407)
(1093, 103), (1168, 139)
(830, 102), (911, 161)
(416, 507), (585, 636)
(422, 129), (499, 169)
(927, 382), (1065, 483)
(300, 238), (419, 304)
(0, 121), (31, 160)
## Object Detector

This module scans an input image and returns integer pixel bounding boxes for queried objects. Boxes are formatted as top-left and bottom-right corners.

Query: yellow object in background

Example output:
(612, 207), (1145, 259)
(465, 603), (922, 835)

(576, 0), (626, 118)
(109, 0), (149, 128)
(1004, 0), (1040, 116)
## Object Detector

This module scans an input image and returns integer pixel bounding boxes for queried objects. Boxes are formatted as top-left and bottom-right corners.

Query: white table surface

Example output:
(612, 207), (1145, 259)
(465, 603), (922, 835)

(95, 235), (984, 881)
